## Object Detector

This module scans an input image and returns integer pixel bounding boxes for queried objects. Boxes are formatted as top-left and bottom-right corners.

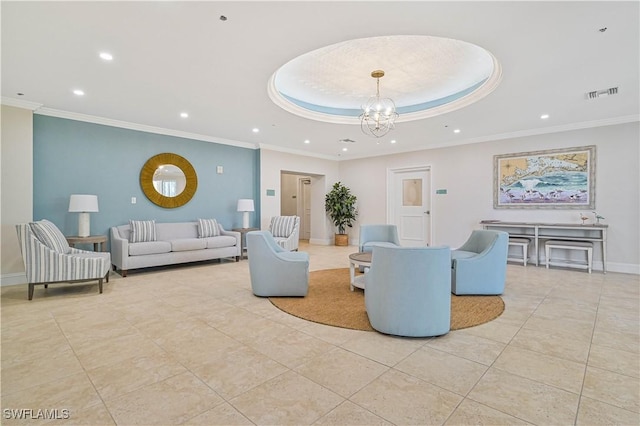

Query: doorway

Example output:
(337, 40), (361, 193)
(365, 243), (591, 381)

(387, 166), (432, 247)
(280, 172), (312, 242)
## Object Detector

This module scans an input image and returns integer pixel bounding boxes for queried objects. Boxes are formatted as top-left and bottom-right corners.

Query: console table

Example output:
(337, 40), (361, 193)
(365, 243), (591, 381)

(480, 220), (608, 272)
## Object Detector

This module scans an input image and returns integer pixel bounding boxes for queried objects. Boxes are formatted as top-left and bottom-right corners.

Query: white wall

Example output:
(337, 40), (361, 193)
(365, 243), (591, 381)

(260, 149), (339, 244)
(1, 105), (34, 284)
(339, 122), (640, 274)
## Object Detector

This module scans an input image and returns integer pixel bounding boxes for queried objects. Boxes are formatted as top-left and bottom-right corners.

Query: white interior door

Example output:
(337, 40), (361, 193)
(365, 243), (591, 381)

(299, 178), (311, 240)
(389, 167), (431, 247)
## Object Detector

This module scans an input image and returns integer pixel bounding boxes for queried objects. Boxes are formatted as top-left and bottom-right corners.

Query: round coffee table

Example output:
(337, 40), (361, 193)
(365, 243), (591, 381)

(349, 252), (372, 291)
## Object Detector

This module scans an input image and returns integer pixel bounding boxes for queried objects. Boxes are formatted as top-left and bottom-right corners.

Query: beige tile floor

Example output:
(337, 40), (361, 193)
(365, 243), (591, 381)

(2, 242), (639, 425)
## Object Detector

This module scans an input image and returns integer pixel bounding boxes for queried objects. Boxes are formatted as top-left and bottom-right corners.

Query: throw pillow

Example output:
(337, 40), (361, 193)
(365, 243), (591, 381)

(270, 216), (296, 238)
(198, 218), (220, 238)
(29, 219), (71, 253)
(129, 220), (157, 243)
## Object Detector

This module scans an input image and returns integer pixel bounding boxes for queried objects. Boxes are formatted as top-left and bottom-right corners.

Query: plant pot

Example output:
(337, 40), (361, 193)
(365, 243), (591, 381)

(334, 233), (349, 246)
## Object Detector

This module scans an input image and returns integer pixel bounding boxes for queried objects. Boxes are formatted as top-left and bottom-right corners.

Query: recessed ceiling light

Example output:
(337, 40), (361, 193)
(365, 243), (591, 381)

(540, 114), (550, 119)
(453, 129), (461, 133)
(180, 112), (189, 118)
(342, 147), (348, 152)
(304, 139), (310, 144)
(252, 128), (260, 133)
(73, 89), (84, 96)
(390, 140), (397, 144)
(99, 52), (113, 61)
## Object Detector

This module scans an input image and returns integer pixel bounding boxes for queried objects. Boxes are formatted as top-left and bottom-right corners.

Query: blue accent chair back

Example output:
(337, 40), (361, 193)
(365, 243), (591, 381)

(359, 224), (401, 253)
(246, 231), (309, 297)
(364, 245), (451, 337)
(451, 230), (509, 295)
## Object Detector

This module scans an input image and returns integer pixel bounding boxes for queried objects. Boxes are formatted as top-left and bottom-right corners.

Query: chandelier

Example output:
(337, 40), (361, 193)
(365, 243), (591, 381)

(360, 70), (399, 138)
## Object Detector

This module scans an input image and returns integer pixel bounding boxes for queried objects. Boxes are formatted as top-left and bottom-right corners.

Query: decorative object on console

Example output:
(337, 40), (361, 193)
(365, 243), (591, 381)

(494, 145), (596, 209)
(360, 70), (398, 138)
(237, 199), (255, 229)
(580, 213), (589, 224)
(593, 211), (605, 223)
(68, 194), (99, 237)
(325, 182), (358, 246)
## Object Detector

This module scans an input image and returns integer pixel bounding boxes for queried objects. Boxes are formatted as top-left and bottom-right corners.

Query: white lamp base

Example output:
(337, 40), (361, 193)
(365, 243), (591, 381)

(242, 211), (250, 229)
(78, 212), (91, 237)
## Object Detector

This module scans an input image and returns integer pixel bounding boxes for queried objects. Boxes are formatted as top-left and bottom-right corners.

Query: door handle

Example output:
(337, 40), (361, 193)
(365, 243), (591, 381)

(424, 211), (430, 214)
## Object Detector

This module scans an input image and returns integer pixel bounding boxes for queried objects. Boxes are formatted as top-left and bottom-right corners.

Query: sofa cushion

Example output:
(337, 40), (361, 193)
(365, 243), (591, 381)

(197, 218), (220, 238)
(270, 216), (296, 238)
(170, 238), (207, 252)
(30, 219), (71, 254)
(129, 241), (171, 256)
(129, 220), (157, 243)
(205, 236), (237, 249)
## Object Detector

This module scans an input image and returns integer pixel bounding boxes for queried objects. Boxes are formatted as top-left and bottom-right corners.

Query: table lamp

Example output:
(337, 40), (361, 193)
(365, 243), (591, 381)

(69, 194), (99, 237)
(237, 199), (254, 229)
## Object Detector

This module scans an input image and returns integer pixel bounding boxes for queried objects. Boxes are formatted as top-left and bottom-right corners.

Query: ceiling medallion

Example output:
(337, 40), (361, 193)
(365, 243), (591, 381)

(360, 70), (398, 138)
(268, 35), (502, 126)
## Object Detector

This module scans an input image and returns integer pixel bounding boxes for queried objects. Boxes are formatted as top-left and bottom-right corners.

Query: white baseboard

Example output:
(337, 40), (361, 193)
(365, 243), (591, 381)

(309, 238), (331, 245)
(1, 272), (27, 287)
(537, 256), (639, 275)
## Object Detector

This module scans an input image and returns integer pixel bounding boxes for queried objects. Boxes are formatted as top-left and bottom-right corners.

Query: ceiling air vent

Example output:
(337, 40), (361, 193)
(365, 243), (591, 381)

(338, 138), (356, 144)
(586, 87), (618, 100)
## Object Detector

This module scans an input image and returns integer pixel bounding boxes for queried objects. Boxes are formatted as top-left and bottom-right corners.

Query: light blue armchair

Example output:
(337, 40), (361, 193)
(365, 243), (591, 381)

(451, 230), (509, 295)
(359, 224), (401, 253)
(364, 245), (451, 337)
(246, 231), (309, 297)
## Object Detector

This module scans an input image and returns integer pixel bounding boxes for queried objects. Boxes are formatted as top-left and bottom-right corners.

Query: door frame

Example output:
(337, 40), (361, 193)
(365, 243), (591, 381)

(387, 165), (433, 246)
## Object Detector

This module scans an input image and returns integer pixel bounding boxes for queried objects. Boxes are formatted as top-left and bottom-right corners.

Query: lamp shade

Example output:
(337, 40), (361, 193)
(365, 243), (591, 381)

(69, 194), (99, 212)
(237, 199), (254, 212)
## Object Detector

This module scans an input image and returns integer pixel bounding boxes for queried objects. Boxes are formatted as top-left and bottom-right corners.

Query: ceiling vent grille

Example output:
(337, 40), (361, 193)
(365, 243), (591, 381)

(586, 87), (618, 99)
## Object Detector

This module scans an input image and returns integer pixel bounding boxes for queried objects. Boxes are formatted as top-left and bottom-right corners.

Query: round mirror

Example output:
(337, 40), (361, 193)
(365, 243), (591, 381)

(140, 153), (197, 208)
(153, 164), (186, 197)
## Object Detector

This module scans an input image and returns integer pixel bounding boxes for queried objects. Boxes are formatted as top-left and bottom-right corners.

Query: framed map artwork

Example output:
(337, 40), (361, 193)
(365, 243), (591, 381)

(494, 145), (595, 209)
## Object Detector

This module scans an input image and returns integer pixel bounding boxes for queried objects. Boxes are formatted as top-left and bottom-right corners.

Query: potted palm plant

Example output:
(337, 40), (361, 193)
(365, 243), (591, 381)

(325, 181), (358, 246)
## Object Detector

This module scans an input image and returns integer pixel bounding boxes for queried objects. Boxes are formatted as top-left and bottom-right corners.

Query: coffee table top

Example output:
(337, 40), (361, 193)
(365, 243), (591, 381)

(349, 252), (372, 265)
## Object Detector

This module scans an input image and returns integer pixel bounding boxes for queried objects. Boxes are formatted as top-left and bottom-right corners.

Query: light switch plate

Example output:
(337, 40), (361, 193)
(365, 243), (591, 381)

(216, 165), (223, 174)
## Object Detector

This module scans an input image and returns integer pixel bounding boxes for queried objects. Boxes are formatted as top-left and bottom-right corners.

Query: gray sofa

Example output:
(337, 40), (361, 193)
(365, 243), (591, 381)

(110, 221), (240, 277)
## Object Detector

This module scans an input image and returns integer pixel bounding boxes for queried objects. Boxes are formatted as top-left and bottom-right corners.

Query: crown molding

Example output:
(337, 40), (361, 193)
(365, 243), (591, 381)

(1, 97), (43, 111)
(34, 107), (258, 150)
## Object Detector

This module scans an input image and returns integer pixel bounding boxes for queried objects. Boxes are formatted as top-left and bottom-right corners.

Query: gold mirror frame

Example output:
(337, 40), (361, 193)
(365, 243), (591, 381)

(140, 153), (197, 208)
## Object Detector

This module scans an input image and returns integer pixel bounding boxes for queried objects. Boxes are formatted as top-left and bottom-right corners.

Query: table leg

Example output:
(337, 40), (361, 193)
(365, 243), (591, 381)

(602, 229), (607, 273)
(349, 261), (355, 291)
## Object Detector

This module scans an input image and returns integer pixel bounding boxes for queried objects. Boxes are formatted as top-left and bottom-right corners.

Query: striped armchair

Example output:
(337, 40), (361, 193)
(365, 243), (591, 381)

(268, 216), (300, 251)
(16, 220), (111, 300)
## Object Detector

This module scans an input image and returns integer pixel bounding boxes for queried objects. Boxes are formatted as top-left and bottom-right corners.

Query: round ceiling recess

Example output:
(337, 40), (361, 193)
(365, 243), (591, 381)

(268, 35), (502, 124)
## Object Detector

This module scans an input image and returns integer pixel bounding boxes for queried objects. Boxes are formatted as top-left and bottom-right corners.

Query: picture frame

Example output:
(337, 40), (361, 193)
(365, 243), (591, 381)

(494, 145), (596, 209)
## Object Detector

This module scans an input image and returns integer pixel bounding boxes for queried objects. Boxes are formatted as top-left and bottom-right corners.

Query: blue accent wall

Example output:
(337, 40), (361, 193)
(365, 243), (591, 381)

(33, 115), (260, 243)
